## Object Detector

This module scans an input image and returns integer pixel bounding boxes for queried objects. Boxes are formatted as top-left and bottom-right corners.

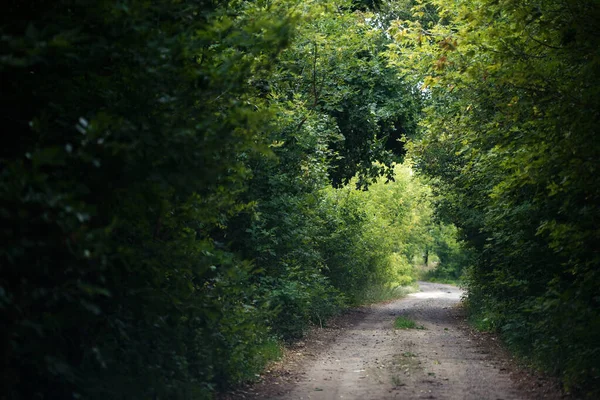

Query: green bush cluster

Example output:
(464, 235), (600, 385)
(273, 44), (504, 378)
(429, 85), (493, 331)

(319, 165), (435, 302)
(1, 1), (443, 398)
(393, 0), (600, 396)
(419, 223), (473, 283)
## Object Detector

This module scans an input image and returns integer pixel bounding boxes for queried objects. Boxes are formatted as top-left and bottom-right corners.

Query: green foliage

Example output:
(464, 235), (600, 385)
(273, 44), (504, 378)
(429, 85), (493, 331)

(264, 271), (345, 339)
(225, 0), (426, 340)
(265, 3), (422, 189)
(1, 0), (296, 398)
(319, 164), (434, 302)
(1, 0), (430, 398)
(390, 0), (600, 396)
(420, 223), (473, 282)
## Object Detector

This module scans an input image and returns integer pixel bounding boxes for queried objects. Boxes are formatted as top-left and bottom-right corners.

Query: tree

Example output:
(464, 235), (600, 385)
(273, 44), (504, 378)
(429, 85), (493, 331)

(1, 0), (298, 397)
(388, 0), (600, 395)
(1, 0), (430, 397)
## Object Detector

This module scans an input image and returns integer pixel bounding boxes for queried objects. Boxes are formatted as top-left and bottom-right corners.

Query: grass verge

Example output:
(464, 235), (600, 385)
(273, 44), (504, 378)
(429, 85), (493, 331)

(354, 283), (418, 305)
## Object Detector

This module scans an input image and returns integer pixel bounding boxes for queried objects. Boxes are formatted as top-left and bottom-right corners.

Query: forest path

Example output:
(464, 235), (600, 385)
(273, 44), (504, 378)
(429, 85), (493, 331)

(223, 282), (561, 400)
(267, 281), (525, 400)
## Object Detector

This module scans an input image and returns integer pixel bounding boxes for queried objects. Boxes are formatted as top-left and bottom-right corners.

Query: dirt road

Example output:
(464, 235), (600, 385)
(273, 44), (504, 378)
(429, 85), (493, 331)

(269, 282), (522, 399)
(225, 282), (563, 400)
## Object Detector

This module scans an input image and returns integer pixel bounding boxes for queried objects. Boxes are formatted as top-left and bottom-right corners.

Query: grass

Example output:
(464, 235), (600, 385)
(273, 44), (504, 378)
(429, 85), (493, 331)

(394, 316), (425, 329)
(252, 339), (283, 375)
(355, 283), (419, 305)
(467, 308), (499, 332)
(391, 374), (404, 387)
(470, 315), (495, 332)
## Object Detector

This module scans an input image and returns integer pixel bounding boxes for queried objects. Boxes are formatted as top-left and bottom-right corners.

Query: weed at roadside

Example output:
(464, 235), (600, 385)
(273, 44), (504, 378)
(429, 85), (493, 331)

(394, 316), (425, 330)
